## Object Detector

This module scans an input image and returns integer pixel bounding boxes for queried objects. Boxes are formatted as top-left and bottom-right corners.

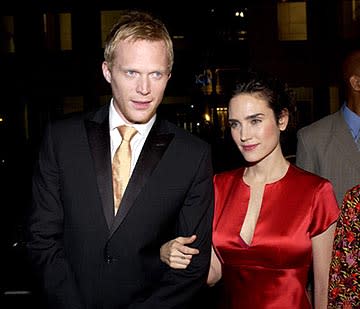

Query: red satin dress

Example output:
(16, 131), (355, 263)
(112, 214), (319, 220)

(212, 165), (339, 309)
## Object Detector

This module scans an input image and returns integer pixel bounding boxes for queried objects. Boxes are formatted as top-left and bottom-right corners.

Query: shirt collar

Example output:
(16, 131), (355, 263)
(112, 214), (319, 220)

(342, 103), (360, 139)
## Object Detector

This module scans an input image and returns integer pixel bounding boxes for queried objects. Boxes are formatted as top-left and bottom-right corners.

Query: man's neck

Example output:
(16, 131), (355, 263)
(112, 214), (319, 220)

(346, 96), (360, 116)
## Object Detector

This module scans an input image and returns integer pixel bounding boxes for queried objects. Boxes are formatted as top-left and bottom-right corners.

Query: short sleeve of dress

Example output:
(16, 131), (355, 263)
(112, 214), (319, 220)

(308, 180), (340, 237)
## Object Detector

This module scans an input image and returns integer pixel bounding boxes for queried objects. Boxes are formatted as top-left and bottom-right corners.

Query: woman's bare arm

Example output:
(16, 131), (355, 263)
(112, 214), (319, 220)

(312, 222), (336, 309)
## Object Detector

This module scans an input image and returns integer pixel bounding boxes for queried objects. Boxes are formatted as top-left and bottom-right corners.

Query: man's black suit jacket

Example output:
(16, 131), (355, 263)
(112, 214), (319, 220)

(27, 104), (214, 308)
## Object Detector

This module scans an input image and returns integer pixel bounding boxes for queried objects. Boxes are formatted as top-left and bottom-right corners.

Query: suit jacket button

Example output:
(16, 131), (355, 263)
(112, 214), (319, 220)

(106, 256), (112, 264)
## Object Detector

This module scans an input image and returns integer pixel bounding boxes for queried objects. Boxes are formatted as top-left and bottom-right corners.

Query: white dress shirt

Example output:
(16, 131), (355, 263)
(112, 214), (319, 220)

(109, 99), (156, 173)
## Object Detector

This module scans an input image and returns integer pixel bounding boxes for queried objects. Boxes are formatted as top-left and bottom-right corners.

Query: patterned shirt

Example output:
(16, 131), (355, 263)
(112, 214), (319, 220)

(328, 184), (360, 309)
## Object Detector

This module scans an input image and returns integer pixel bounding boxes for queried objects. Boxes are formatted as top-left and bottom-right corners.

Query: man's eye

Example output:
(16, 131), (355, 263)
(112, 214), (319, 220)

(151, 72), (163, 79)
(126, 71), (137, 77)
(251, 119), (261, 125)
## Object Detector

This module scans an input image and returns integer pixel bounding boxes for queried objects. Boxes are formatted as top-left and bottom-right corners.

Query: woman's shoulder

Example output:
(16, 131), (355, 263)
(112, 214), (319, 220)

(289, 164), (332, 185)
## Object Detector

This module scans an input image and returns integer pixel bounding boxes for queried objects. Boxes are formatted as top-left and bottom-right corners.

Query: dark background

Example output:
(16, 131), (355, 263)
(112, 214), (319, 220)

(1, 0), (359, 307)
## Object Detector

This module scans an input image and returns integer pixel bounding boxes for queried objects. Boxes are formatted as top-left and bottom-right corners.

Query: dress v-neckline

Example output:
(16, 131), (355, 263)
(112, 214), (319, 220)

(238, 165), (291, 247)
(239, 183), (265, 247)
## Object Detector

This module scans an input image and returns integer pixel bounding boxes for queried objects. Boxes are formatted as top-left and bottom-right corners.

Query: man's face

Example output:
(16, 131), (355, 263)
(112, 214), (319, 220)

(102, 39), (171, 124)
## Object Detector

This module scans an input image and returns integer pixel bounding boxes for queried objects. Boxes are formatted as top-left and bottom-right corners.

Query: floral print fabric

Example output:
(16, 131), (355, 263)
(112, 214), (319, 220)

(328, 184), (360, 309)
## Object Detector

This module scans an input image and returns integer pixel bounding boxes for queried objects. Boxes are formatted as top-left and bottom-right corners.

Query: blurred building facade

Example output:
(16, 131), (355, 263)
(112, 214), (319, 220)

(1, 0), (360, 156)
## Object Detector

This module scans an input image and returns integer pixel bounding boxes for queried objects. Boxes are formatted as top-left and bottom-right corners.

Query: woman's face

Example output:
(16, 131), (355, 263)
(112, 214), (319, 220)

(228, 93), (288, 164)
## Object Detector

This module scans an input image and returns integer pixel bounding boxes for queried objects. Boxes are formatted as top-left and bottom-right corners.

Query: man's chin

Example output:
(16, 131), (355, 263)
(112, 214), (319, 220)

(126, 113), (154, 125)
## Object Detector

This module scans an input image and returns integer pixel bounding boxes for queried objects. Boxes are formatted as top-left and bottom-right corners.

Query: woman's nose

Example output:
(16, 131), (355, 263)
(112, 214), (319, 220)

(240, 126), (250, 142)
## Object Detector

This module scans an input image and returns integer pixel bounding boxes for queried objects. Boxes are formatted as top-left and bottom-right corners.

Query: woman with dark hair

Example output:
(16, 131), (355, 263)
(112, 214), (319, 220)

(160, 73), (340, 308)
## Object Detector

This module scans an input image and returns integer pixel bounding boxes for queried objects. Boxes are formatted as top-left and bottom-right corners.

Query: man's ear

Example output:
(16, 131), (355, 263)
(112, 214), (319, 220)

(102, 62), (112, 83)
(349, 75), (360, 91)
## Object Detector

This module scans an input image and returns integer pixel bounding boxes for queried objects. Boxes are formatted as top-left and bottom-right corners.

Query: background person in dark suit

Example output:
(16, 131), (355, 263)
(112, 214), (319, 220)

(26, 10), (214, 309)
(296, 49), (360, 206)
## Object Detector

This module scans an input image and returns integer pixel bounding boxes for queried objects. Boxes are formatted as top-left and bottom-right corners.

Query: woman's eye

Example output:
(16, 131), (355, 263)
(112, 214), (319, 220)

(251, 119), (261, 125)
(229, 122), (239, 129)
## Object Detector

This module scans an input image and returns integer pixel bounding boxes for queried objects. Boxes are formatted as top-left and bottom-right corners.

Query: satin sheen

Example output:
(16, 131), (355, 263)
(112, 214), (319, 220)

(212, 164), (340, 309)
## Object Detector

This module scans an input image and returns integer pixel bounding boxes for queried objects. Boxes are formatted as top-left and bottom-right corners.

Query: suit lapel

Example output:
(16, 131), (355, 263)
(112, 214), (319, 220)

(331, 111), (360, 171)
(84, 106), (114, 229)
(110, 120), (174, 236)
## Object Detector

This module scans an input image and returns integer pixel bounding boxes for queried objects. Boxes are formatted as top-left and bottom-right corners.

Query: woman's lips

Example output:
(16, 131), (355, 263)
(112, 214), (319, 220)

(242, 144), (258, 151)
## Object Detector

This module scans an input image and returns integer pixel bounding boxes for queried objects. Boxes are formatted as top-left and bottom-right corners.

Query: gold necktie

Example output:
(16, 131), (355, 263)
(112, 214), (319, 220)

(112, 125), (137, 215)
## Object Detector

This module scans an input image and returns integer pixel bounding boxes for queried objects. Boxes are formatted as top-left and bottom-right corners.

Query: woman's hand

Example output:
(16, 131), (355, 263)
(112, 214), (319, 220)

(160, 235), (199, 269)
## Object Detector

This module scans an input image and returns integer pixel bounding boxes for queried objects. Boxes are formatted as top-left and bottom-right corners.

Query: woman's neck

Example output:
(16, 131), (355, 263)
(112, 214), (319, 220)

(244, 148), (289, 184)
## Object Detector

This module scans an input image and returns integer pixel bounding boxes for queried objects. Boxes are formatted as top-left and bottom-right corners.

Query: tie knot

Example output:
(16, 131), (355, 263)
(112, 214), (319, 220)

(118, 125), (137, 142)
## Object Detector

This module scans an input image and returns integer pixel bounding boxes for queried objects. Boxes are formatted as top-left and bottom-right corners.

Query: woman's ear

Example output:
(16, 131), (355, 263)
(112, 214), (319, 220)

(278, 108), (289, 131)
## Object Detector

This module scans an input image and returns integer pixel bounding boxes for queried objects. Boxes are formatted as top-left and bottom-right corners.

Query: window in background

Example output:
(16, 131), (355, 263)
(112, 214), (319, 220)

(43, 13), (56, 49)
(291, 87), (313, 127)
(213, 107), (228, 139)
(0, 16), (15, 53)
(277, 1), (307, 41)
(43, 12), (72, 50)
(59, 13), (72, 51)
(63, 96), (84, 114)
(100, 10), (123, 48)
(99, 95), (112, 106)
(341, 0), (360, 39)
